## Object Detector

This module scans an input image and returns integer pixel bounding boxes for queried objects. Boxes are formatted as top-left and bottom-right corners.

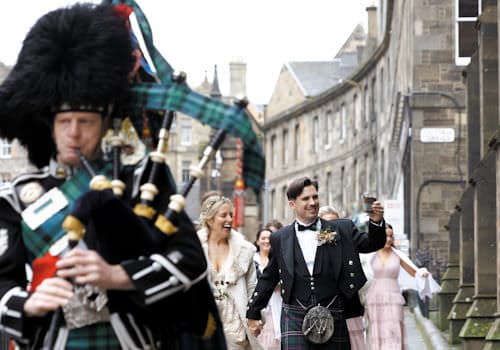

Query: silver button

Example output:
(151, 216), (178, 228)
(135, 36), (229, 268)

(311, 286), (315, 290)
(348, 260), (353, 265)
(254, 292), (258, 296)
(280, 280), (283, 284)
(279, 269), (282, 273)
(310, 282), (315, 286)
(349, 284), (354, 289)
(281, 289), (285, 294)
(350, 273), (355, 277)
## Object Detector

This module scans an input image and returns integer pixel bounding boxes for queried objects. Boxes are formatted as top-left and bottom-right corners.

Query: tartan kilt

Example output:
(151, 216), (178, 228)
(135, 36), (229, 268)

(66, 322), (121, 349)
(281, 303), (351, 350)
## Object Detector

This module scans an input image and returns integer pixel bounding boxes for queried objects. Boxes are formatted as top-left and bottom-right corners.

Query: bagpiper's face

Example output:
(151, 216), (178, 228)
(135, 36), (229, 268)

(53, 111), (104, 166)
(289, 185), (320, 224)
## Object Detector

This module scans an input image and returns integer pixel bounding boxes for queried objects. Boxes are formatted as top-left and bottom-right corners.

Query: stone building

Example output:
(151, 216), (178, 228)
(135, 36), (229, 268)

(263, 0), (465, 285)
(436, 0), (500, 348)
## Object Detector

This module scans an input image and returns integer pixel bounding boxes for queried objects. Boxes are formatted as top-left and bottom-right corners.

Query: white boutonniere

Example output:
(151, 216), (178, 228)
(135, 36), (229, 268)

(317, 228), (337, 246)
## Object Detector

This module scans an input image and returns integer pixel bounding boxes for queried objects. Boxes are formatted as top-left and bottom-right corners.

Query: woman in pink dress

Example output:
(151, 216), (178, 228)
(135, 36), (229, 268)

(254, 228), (281, 350)
(365, 224), (428, 350)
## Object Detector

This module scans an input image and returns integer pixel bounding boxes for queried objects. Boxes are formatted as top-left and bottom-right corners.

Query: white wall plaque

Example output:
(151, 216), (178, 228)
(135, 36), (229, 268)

(420, 128), (455, 143)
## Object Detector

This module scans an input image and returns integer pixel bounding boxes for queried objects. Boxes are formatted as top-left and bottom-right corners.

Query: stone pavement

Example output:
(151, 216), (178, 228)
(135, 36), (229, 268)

(405, 306), (460, 350)
(405, 307), (430, 350)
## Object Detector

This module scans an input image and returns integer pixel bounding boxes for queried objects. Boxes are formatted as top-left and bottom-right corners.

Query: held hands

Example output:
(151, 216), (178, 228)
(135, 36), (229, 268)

(56, 249), (134, 290)
(369, 201), (384, 223)
(247, 319), (263, 337)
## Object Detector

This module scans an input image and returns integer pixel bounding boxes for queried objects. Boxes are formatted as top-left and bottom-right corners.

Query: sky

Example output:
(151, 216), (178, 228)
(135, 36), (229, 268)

(0, 1), (368, 105)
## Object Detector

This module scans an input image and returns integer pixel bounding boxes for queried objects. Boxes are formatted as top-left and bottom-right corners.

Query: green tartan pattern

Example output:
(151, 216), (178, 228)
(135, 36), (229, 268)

(66, 322), (121, 349)
(21, 164), (112, 258)
(109, 0), (265, 193)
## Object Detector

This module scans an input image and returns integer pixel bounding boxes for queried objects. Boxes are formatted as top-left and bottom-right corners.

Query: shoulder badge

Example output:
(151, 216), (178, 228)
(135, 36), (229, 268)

(21, 188), (68, 231)
(19, 181), (45, 205)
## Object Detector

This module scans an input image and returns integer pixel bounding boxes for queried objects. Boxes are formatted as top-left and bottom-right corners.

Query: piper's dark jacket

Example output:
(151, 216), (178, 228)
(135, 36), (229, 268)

(246, 218), (386, 320)
(0, 158), (226, 349)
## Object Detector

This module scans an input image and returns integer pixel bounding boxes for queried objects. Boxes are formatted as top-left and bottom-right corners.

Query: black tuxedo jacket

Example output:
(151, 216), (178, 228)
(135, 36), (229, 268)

(246, 218), (386, 320)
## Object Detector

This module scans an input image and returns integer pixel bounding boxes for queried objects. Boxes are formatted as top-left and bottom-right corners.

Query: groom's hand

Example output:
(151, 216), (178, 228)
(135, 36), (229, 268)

(247, 319), (263, 337)
(369, 201), (384, 223)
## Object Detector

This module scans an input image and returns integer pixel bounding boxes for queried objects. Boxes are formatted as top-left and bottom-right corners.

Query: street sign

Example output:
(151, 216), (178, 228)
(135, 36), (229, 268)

(420, 128), (455, 143)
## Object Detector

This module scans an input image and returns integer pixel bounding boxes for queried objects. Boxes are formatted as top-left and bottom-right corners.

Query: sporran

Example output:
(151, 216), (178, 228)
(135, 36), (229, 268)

(301, 305), (334, 344)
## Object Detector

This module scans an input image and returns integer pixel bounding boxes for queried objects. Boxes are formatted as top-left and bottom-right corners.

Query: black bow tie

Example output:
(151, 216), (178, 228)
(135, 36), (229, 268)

(297, 220), (318, 231)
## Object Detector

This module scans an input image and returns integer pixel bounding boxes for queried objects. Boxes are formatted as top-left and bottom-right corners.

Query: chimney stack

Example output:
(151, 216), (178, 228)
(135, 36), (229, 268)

(229, 60), (247, 98)
(366, 5), (378, 41)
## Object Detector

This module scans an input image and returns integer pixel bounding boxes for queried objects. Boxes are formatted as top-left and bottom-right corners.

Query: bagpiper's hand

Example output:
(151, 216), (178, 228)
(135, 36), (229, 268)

(247, 318), (263, 337)
(56, 249), (133, 290)
(369, 201), (384, 223)
(24, 277), (73, 317)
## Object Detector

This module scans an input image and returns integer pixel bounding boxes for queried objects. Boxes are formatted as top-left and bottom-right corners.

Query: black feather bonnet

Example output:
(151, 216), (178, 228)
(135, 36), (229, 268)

(0, 3), (134, 167)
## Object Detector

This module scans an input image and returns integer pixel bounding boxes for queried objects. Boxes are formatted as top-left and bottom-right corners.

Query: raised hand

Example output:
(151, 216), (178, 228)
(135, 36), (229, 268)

(369, 201), (384, 223)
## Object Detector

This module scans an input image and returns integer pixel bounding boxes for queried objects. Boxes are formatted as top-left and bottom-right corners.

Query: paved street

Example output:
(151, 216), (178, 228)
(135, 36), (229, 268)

(404, 308), (429, 350)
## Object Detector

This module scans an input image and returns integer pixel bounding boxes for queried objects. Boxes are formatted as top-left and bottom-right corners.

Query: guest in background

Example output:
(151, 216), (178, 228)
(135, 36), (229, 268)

(318, 206), (340, 221)
(254, 228), (281, 350)
(364, 224), (438, 350)
(198, 195), (263, 350)
(265, 219), (283, 233)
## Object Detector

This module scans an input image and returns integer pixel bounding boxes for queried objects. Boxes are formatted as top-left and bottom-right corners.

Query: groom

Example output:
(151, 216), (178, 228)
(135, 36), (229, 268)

(247, 177), (386, 349)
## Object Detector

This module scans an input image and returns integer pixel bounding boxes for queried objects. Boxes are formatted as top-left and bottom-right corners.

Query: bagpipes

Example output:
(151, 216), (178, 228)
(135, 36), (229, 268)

(39, 1), (264, 348)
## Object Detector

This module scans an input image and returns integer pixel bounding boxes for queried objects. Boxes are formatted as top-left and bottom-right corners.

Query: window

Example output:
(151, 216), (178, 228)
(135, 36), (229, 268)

(340, 166), (345, 205)
(270, 135), (277, 168)
(365, 153), (370, 193)
(181, 160), (191, 184)
(371, 77), (377, 120)
(386, 58), (390, 107)
(0, 139), (11, 159)
(352, 95), (358, 135)
(353, 159), (359, 203)
(312, 116), (319, 153)
(364, 86), (369, 126)
(282, 186), (288, 219)
(325, 110), (333, 147)
(180, 119), (192, 145)
(271, 189), (276, 219)
(282, 129), (289, 164)
(294, 124), (300, 160)
(379, 68), (384, 115)
(340, 104), (346, 142)
(381, 148), (385, 190)
(326, 171), (333, 205)
(455, 0), (480, 65)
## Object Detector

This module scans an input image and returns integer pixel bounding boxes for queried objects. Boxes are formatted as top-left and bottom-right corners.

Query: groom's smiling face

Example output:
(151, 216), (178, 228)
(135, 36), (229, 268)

(289, 185), (319, 224)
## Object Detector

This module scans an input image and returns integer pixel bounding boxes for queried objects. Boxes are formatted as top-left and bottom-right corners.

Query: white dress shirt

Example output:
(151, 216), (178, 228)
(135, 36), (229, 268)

(295, 219), (321, 275)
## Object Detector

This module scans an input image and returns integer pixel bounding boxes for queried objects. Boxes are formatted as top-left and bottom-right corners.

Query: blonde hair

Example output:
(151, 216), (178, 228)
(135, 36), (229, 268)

(199, 195), (233, 230)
